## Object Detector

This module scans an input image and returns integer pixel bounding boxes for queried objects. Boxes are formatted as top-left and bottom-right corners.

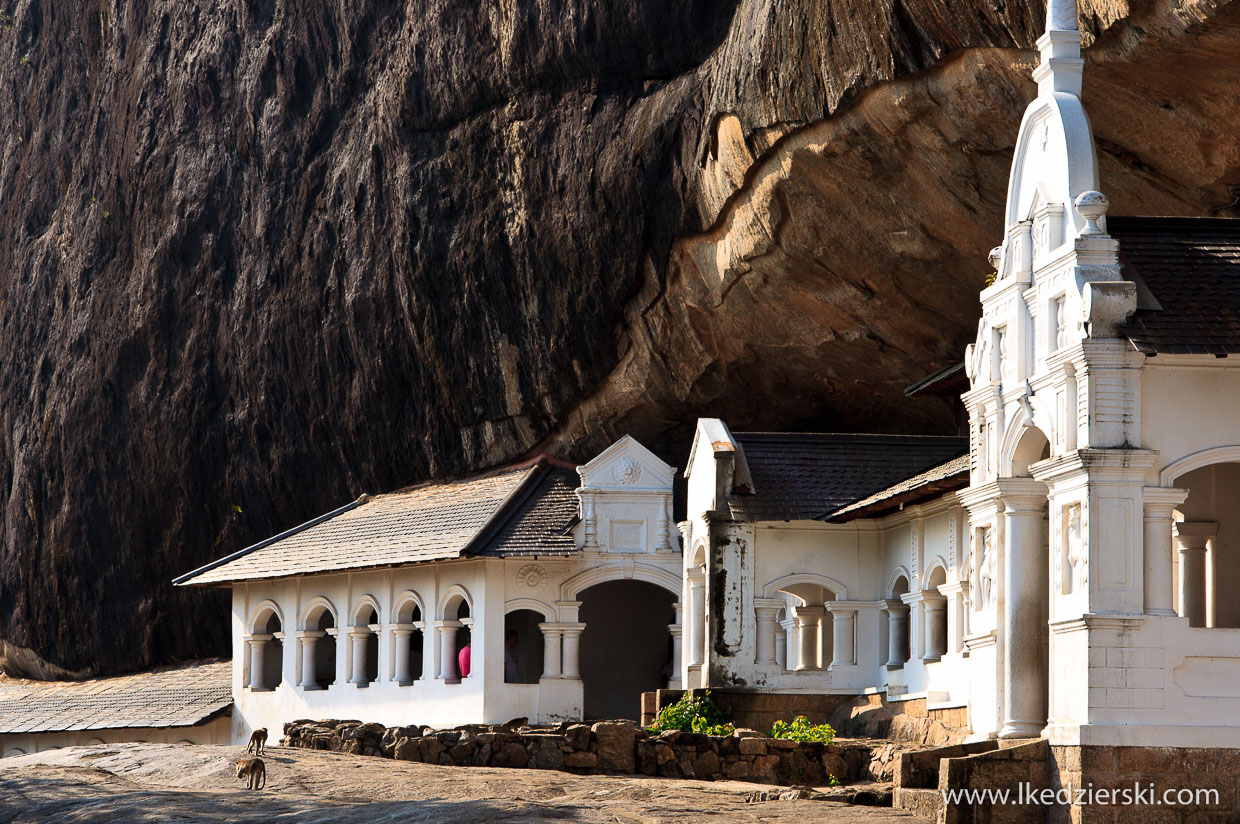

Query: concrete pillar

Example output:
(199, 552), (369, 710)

(581, 490), (599, 549)
(780, 617), (797, 670)
(391, 624), (414, 684)
(753, 599), (783, 665)
(687, 573), (707, 668)
(1000, 486), (1049, 739)
(538, 624), (562, 678)
(939, 583), (966, 654)
(829, 606), (856, 668)
(1143, 489), (1188, 616)
(560, 624), (585, 679)
(884, 601), (908, 668)
(1175, 522), (1215, 628)
(298, 630), (323, 689)
(775, 622), (787, 670)
(349, 629), (370, 685)
(437, 620), (462, 683)
(248, 636), (270, 690)
(923, 597), (947, 661)
(795, 606), (824, 671)
(656, 494), (672, 552)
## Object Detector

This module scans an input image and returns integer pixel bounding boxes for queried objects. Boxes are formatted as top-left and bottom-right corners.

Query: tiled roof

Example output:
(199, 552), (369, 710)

(0, 661), (231, 734)
(828, 455), (969, 522)
(178, 467), (539, 585)
(1111, 216), (1240, 355)
(177, 460), (586, 585)
(473, 466), (579, 557)
(729, 433), (968, 521)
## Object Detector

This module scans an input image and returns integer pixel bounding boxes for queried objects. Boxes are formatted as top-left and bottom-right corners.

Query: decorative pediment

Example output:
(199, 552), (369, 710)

(577, 435), (675, 492)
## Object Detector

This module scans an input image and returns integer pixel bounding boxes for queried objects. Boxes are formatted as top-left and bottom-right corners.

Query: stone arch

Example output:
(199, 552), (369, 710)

(690, 540), (707, 568)
(4, 748), (25, 757)
(761, 572), (848, 601)
(393, 590), (426, 624)
(504, 598), (555, 620)
(350, 594), (381, 627)
(560, 563), (681, 602)
(1008, 424), (1051, 478)
(300, 596), (338, 631)
(1159, 445), (1240, 486)
(923, 556), (949, 591)
(887, 567), (912, 598)
(438, 585), (473, 621)
(249, 600), (284, 635)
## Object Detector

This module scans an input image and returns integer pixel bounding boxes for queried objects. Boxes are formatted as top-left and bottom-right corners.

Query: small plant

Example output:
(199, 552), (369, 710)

(984, 270), (998, 287)
(768, 715), (835, 744)
(648, 690), (734, 736)
(828, 774), (841, 787)
(19, 52), (30, 65)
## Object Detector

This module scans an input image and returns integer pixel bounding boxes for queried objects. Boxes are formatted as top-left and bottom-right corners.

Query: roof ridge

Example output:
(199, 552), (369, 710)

(460, 463), (551, 557)
(814, 448), (968, 520)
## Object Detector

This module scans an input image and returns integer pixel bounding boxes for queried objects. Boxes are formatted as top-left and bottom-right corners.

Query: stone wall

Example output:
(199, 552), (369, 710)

(283, 718), (873, 786)
(643, 689), (858, 732)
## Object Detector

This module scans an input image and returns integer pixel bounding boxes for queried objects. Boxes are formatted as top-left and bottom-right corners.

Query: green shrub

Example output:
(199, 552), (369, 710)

(768, 715), (835, 744)
(648, 690), (734, 736)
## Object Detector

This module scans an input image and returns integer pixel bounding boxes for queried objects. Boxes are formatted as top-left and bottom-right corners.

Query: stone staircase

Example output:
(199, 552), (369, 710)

(893, 738), (1050, 823)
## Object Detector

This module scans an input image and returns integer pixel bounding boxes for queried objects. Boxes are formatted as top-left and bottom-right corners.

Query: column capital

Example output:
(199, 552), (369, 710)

(1143, 487), (1189, 516)
(883, 599), (909, 615)
(295, 630), (326, 640)
(435, 619), (463, 630)
(537, 622), (565, 635)
(246, 633), (273, 644)
(824, 600), (859, 615)
(1174, 521), (1216, 547)
(667, 624), (682, 637)
(793, 605), (825, 622)
(996, 477), (1049, 511)
(347, 628), (371, 640)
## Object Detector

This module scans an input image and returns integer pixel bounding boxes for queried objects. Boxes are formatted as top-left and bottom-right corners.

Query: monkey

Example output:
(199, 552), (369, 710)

(236, 757), (266, 790)
(247, 727), (268, 756)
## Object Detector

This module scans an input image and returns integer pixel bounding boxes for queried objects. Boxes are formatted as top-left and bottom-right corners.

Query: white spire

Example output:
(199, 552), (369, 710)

(1033, 0), (1084, 96)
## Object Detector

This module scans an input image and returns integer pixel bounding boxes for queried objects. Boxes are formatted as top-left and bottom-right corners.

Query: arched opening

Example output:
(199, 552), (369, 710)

(579, 580), (675, 720)
(4, 748), (25, 758)
(503, 609), (545, 684)
(1172, 462), (1240, 628)
(394, 598), (425, 683)
(885, 575), (911, 669)
(350, 603), (380, 686)
(252, 609), (284, 690)
(305, 603), (337, 688)
(440, 590), (472, 682)
(1011, 426), (1051, 478)
(776, 581), (835, 671)
(923, 566), (949, 662)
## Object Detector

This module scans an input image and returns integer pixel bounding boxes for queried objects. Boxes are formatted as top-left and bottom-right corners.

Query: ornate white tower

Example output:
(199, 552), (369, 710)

(958, 0), (1149, 742)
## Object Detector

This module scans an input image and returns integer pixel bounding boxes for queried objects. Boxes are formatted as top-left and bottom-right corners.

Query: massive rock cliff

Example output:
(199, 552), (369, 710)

(0, 0), (1237, 675)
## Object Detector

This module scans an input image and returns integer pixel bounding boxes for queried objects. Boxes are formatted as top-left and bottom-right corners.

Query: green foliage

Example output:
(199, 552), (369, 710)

(768, 715), (836, 744)
(984, 270), (998, 287)
(828, 774), (841, 787)
(648, 690), (734, 736)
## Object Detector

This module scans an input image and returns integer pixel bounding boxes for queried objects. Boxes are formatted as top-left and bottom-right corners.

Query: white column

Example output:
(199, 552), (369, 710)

(349, 629), (370, 685)
(560, 624), (585, 679)
(298, 630), (323, 688)
(391, 624), (414, 684)
(668, 623), (683, 688)
(437, 620), (462, 682)
(939, 583), (966, 654)
(687, 573), (707, 668)
(753, 599), (782, 665)
(248, 635), (270, 690)
(581, 490), (600, 549)
(656, 494), (672, 552)
(923, 596), (947, 661)
(1000, 486), (1048, 739)
(1143, 489), (1187, 616)
(885, 601), (908, 668)
(1175, 522), (1214, 629)
(794, 606), (824, 671)
(780, 617), (797, 670)
(828, 606), (856, 668)
(538, 624), (562, 678)
(774, 622), (787, 670)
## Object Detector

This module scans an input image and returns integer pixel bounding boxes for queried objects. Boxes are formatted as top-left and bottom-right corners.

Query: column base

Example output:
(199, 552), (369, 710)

(397, 680), (415, 687)
(300, 684), (325, 691)
(998, 720), (1045, 738)
(352, 681), (370, 689)
(248, 686), (274, 693)
(1145, 608), (1177, 617)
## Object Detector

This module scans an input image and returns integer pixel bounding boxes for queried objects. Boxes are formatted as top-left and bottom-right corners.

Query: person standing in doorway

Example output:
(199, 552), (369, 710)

(458, 641), (471, 678)
(504, 629), (520, 682)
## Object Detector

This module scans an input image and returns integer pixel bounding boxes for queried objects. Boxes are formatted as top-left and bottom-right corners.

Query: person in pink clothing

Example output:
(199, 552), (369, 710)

(457, 642), (471, 678)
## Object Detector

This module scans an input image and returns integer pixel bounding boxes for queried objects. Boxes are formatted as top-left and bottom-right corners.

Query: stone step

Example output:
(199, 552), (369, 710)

(894, 786), (942, 822)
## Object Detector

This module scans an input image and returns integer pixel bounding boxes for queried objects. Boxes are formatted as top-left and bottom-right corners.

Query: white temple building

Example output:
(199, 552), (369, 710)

(176, 437), (686, 737)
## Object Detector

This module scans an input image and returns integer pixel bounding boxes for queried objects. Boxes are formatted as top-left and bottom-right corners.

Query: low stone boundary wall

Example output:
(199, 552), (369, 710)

(283, 719), (873, 786)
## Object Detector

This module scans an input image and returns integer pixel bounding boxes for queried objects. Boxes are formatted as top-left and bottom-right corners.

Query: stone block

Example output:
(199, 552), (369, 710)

(1116, 746), (1176, 773)
(822, 753), (848, 782)
(767, 738), (797, 750)
(564, 750), (599, 769)
(489, 741), (529, 768)
(592, 721), (637, 773)
(752, 755), (779, 781)
(738, 737), (768, 756)
(655, 743), (675, 765)
(636, 741), (657, 776)
(394, 737), (421, 762)
(418, 737), (445, 763)
(724, 759), (752, 780)
(564, 724), (592, 750)
(535, 747), (566, 770)
(734, 728), (766, 739)
(693, 749), (721, 779)
(450, 734), (477, 762)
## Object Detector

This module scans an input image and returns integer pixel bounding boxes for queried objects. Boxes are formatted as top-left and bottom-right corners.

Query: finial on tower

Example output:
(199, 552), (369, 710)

(1034, 0), (1084, 97)
(1074, 191), (1109, 235)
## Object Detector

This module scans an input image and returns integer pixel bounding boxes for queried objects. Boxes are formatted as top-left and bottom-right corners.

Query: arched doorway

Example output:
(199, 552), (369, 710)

(579, 580), (676, 721)
(1169, 460), (1240, 628)
(503, 609), (545, 684)
(251, 607), (284, 690)
(303, 602), (337, 688)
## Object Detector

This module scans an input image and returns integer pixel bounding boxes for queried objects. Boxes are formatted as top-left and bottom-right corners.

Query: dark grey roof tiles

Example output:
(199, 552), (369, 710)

(473, 466), (580, 557)
(729, 433), (968, 521)
(0, 661), (231, 734)
(1111, 216), (1240, 355)
(828, 455), (969, 522)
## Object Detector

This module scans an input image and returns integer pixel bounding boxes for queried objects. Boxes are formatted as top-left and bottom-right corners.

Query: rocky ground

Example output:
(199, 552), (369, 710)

(0, 743), (925, 823)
